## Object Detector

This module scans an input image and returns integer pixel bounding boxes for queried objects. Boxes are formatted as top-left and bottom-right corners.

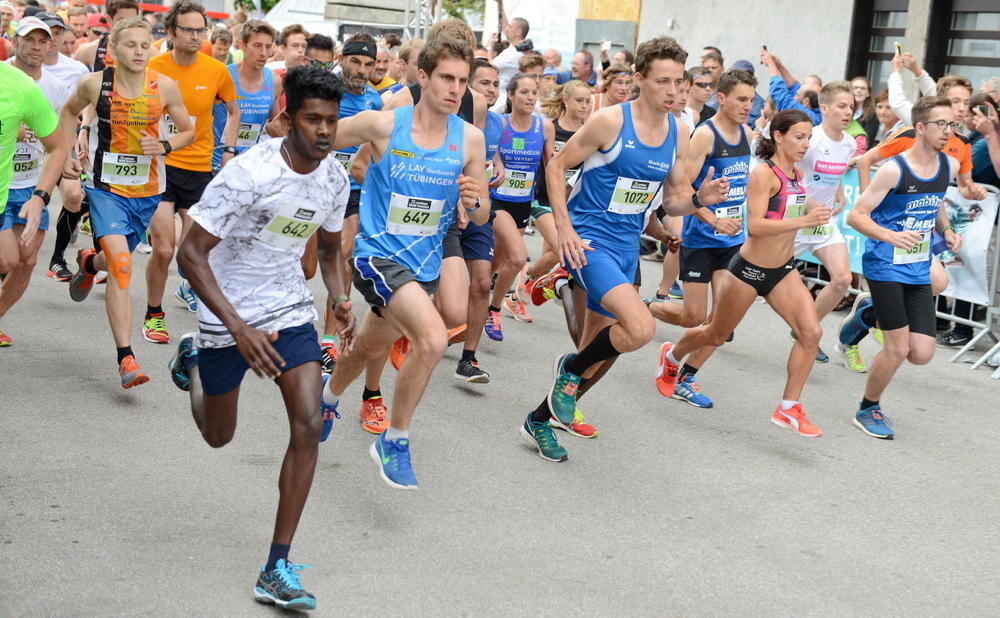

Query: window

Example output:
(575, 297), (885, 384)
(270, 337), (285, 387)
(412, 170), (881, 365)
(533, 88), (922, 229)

(847, 0), (908, 92)
(942, 4), (1000, 90)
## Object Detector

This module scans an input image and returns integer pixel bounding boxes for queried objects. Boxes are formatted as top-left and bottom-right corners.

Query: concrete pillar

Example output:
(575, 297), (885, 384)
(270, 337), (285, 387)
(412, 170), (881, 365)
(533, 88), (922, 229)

(904, 0), (933, 67)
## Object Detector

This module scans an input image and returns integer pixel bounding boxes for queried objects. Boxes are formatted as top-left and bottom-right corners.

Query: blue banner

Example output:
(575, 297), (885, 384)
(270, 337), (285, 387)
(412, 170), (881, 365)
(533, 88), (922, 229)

(798, 168), (870, 274)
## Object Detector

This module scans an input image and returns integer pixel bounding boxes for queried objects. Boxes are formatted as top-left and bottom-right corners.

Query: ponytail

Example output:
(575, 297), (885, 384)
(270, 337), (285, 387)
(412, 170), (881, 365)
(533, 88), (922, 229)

(754, 109), (811, 159)
(541, 79), (591, 120)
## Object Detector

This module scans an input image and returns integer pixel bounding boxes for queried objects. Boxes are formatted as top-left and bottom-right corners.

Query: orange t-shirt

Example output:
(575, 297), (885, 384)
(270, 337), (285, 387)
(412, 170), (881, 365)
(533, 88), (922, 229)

(148, 51), (236, 172)
(875, 128), (972, 175)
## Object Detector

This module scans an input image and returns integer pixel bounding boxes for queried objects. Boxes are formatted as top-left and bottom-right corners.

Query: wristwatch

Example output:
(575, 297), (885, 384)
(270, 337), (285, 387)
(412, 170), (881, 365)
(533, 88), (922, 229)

(223, 146), (238, 156)
(31, 189), (51, 206)
(159, 140), (172, 155)
(692, 191), (703, 209)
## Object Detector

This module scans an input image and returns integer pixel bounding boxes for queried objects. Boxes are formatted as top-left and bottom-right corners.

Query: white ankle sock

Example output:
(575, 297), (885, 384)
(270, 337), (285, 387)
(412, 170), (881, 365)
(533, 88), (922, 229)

(322, 380), (339, 405)
(666, 348), (679, 365)
(384, 427), (408, 441)
(780, 399), (799, 411)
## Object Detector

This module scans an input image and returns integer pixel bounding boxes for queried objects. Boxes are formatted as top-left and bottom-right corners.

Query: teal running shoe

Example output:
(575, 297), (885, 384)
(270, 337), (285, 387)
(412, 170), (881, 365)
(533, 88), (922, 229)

(521, 414), (568, 462)
(547, 353), (581, 426)
(254, 559), (316, 610)
(167, 332), (197, 391)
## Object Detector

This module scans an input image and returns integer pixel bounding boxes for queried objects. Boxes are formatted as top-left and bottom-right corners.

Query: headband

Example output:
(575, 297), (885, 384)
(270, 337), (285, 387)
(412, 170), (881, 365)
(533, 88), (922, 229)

(342, 40), (376, 60)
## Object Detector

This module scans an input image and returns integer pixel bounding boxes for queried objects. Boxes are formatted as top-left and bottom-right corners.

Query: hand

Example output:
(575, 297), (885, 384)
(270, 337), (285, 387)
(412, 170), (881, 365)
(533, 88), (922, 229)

(557, 224), (592, 270)
(802, 204), (833, 228)
(16, 196), (44, 247)
(760, 49), (777, 71)
(139, 131), (163, 156)
(970, 106), (998, 136)
(832, 186), (847, 215)
(901, 52), (921, 76)
(233, 327), (285, 379)
(754, 114), (768, 130)
(489, 159), (504, 188)
(847, 156), (858, 169)
(457, 173), (479, 211)
(888, 229), (924, 250)
(696, 166), (730, 206)
(63, 157), (83, 180)
(220, 151), (235, 168)
(891, 52), (902, 73)
(75, 131), (90, 167)
(944, 229), (962, 253)
(958, 182), (987, 201)
(713, 217), (743, 236)
(334, 300), (356, 354)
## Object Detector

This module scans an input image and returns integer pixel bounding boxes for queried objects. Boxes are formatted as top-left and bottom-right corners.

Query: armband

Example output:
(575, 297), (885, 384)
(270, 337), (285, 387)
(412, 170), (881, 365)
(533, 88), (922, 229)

(692, 192), (704, 209)
(332, 294), (350, 308)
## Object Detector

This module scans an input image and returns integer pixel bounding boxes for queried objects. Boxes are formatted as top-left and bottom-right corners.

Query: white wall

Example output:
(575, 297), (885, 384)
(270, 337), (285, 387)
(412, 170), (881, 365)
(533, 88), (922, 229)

(638, 0), (856, 85)
(483, 0), (580, 67)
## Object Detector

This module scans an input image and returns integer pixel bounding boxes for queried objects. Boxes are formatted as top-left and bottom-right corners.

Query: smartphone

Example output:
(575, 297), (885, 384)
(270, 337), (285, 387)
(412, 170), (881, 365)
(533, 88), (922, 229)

(894, 42), (902, 55)
(601, 40), (611, 52)
(978, 104), (993, 117)
(761, 43), (767, 51)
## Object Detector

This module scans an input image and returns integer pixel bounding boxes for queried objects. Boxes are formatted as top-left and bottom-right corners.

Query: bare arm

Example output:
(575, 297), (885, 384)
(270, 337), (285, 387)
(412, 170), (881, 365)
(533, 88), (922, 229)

(317, 228), (356, 351)
(349, 143), (371, 185)
(846, 160), (920, 249)
(855, 146), (886, 193)
(661, 123), (729, 217)
(218, 98), (241, 168)
(745, 165), (831, 237)
(331, 109), (390, 152)
(460, 125), (489, 226)
(157, 76), (195, 152)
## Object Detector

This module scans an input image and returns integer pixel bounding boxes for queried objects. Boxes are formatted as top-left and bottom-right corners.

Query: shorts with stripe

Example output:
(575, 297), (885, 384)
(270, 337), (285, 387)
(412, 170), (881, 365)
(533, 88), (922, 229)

(352, 255), (439, 310)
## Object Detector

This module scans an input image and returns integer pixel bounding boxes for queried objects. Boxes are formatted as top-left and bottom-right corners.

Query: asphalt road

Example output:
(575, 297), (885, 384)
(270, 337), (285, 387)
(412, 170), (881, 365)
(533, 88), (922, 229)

(2, 220), (998, 616)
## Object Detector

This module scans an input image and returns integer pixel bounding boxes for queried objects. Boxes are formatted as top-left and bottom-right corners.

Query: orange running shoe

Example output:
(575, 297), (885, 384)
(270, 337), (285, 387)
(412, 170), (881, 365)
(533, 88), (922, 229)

(359, 397), (389, 434)
(550, 406), (598, 439)
(770, 403), (823, 437)
(654, 342), (680, 397)
(447, 324), (467, 345)
(530, 267), (569, 306)
(503, 294), (533, 323)
(119, 355), (150, 389)
(321, 342), (338, 373)
(390, 337), (409, 370)
(0, 329), (12, 347)
(515, 264), (534, 307)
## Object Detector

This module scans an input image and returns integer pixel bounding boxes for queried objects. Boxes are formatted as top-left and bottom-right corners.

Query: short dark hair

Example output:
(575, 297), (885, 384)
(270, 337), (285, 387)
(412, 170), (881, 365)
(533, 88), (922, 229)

(306, 33), (334, 54)
(680, 70), (692, 86)
(107, 0), (140, 19)
(209, 27), (231, 45)
(703, 45), (722, 56)
(285, 65), (346, 118)
(164, 0), (205, 32)
(382, 33), (401, 48)
(912, 95), (952, 126)
(278, 23), (308, 46)
(701, 51), (723, 66)
(345, 31), (376, 47)
(473, 57), (497, 74)
(801, 90), (819, 110)
(635, 36), (687, 77)
(511, 17), (529, 38)
(417, 36), (473, 78)
(717, 69), (757, 95)
(575, 49), (593, 69)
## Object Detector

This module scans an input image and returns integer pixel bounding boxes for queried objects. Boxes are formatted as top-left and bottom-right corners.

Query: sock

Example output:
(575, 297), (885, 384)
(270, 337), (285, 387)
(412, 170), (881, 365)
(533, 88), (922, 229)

(665, 347), (679, 366)
(530, 399), (550, 423)
(679, 363), (699, 379)
(384, 426), (408, 441)
(116, 346), (134, 363)
(565, 326), (619, 375)
(321, 334), (337, 347)
(780, 399), (799, 411)
(146, 305), (163, 319)
(362, 386), (381, 400)
(655, 292), (668, 300)
(488, 305), (501, 313)
(554, 277), (568, 298)
(266, 543), (290, 571)
(83, 251), (99, 275)
(461, 349), (476, 362)
(861, 397), (879, 410)
(51, 208), (83, 266)
(321, 379), (339, 405)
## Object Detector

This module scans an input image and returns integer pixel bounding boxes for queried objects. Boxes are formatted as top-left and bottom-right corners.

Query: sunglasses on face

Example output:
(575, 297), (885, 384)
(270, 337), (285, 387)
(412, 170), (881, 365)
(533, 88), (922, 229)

(306, 56), (334, 70)
(694, 81), (712, 88)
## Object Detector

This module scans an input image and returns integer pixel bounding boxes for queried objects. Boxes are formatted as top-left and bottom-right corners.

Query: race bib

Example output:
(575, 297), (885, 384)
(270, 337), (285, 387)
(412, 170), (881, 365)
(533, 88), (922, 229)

(484, 162), (494, 184)
(256, 202), (323, 249)
(713, 205), (743, 236)
(236, 122), (263, 148)
(333, 151), (356, 172)
(608, 176), (660, 215)
(782, 193), (808, 219)
(893, 232), (930, 264)
(11, 145), (40, 183)
(496, 169), (535, 198)
(385, 192), (444, 236)
(801, 223), (834, 237)
(100, 152), (151, 186)
(164, 114), (196, 137)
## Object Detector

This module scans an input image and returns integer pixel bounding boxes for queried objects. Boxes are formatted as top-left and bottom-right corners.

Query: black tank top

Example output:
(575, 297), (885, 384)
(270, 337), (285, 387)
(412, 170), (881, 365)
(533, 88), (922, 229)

(93, 33), (111, 71)
(535, 118), (580, 207)
(409, 83), (475, 124)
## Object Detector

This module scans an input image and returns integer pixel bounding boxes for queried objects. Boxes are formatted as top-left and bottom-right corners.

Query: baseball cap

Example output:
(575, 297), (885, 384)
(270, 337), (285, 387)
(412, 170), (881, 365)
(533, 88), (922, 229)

(35, 11), (66, 30)
(22, 5), (42, 17)
(730, 59), (755, 75)
(543, 67), (558, 77)
(14, 16), (51, 37)
(86, 13), (110, 30)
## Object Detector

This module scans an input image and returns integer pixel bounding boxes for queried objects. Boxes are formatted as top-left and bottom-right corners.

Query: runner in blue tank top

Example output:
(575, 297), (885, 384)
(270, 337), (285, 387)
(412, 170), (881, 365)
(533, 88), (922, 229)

(648, 70), (756, 410)
(520, 37), (730, 463)
(318, 38), (487, 489)
(841, 95), (960, 440)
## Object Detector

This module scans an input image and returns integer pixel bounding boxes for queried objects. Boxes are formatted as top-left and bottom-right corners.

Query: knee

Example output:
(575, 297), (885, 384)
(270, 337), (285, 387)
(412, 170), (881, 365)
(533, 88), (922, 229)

(830, 271), (852, 292)
(621, 312), (656, 351)
(289, 411), (322, 444)
(908, 345), (935, 365)
(18, 251), (38, 270)
(203, 428), (234, 448)
(106, 251), (132, 289)
(412, 328), (448, 362)
(884, 342), (910, 363)
(794, 323), (823, 348)
(678, 310), (706, 329)
(704, 327), (730, 348)
(152, 241), (174, 263)
(470, 274), (491, 299)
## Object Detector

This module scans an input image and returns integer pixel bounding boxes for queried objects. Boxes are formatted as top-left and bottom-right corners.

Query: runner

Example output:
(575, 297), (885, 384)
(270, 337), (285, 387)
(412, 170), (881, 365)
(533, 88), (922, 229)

(523, 36), (726, 461)
(592, 63), (631, 112)
(61, 17), (194, 385)
(320, 35), (486, 489)
(656, 109), (832, 438)
(381, 37), (422, 102)
(369, 43), (396, 93)
(74, 0), (139, 71)
(839, 95), (961, 439)
(0, 17), (70, 346)
(168, 65), (352, 610)
(648, 69), (756, 409)
(144, 0), (239, 341)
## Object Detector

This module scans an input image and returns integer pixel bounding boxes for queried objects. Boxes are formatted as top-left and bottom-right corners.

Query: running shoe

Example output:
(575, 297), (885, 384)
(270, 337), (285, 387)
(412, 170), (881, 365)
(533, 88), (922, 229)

(770, 403), (822, 437)
(320, 342), (337, 374)
(0, 329), (11, 347)
(94, 270), (107, 285)
(253, 559), (317, 611)
(654, 342), (680, 397)
(839, 292), (873, 346)
(853, 404), (894, 439)
(135, 242), (152, 255)
(936, 329), (972, 348)
(370, 433), (418, 489)
(359, 396), (388, 434)
(504, 293), (533, 323)
(143, 313), (170, 344)
(547, 353), (581, 426)
(549, 406), (598, 438)
(521, 414), (568, 461)
(79, 216), (92, 236)
(389, 336), (409, 370)
(175, 279), (198, 312)
(667, 281), (684, 299)
(835, 342), (867, 373)
(319, 373), (340, 442)
(455, 358), (490, 383)
(68, 248), (97, 302)
(515, 264), (534, 308)
(47, 262), (72, 282)
(447, 324), (467, 345)
(119, 355), (150, 389)
(167, 332), (197, 391)
(530, 267), (569, 306)
(484, 310), (503, 341)
(671, 374), (714, 408)
(872, 327), (884, 345)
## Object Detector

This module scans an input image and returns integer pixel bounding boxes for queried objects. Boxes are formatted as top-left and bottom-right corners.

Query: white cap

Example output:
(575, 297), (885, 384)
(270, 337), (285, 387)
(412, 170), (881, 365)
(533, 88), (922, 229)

(14, 16), (51, 37)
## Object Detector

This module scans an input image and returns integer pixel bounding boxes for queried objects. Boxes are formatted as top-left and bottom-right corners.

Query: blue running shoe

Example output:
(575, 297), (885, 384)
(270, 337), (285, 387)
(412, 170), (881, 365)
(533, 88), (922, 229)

(671, 373), (714, 408)
(167, 332), (197, 391)
(254, 559), (316, 610)
(854, 405), (894, 439)
(547, 353), (581, 427)
(484, 309), (503, 341)
(175, 279), (198, 313)
(839, 292), (873, 346)
(668, 281), (684, 299)
(370, 433), (419, 489)
(319, 373), (340, 443)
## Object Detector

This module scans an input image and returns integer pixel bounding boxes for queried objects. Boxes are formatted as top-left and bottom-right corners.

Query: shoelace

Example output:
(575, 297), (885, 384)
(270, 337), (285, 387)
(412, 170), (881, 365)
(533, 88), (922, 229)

(365, 399), (386, 423)
(846, 346), (864, 365)
(321, 401), (340, 421)
(554, 372), (580, 399)
(384, 439), (411, 472)
(146, 316), (166, 331)
(533, 423), (559, 447)
(273, 562), (309, 592)
(488, 312), (501, 329)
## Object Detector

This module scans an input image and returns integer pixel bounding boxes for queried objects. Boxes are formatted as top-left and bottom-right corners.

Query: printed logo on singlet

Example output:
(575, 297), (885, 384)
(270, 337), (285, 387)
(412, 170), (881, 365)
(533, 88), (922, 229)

(390, 148), (414, 158)
(626, 139), (636, 149)
(720, 161), (749, 177)
(512, 138), (525, 150)
(905, 195), (940, 211)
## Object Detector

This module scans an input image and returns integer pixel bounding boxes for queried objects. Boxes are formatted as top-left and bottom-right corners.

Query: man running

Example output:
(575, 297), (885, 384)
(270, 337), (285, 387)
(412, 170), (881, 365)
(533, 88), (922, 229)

(169, 65), (353, 611)
(0, 17), (70, 345)
(62, 17), (194, 385)
(74, 0), (139, 71)
(320, 36), (486, 489)
(524, 36), (727, 461)
(840, 96), (961, 439)
(144, 0), (239, 340)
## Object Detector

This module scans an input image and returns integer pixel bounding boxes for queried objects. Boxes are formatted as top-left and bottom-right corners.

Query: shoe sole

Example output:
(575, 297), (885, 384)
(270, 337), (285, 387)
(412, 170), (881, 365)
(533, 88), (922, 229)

(669, 392), (714, 408)
(69, 252), (94, 302)
(852, 417), (894, 439)
(654, 342), (677, 398)
(770, 417), (822, 437)
(360, 421), (386, 435)
(547, 354), (576, 426)
(520, 425), (568, 461)
(840, 292), (871, 345)
(548, 419), (598, 439)
(484, 331), (503, 341)
(143, 331), (170, 344)
(454, 372), (490, 384)
(253, 587), (317, 610)
(834, 343), (867, 374)
(174, 289), (197, 313)
(47, 270), (70, 282)
(122, 374), (150, 389)
(368, 441), (418, 490)
(0, 341), (11, 347)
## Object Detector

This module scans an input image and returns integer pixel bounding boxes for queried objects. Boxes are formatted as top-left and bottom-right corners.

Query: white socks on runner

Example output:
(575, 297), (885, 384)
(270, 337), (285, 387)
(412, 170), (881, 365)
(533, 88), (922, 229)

(322, 380), (339, 406)
(384, 427), (409, 441)
(780, 399), (799, 411)
(666, 348), (679, 366)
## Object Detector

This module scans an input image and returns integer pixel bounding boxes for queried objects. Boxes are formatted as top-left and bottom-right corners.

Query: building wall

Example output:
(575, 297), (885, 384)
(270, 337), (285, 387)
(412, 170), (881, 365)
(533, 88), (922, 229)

(637, 0), (856, 84)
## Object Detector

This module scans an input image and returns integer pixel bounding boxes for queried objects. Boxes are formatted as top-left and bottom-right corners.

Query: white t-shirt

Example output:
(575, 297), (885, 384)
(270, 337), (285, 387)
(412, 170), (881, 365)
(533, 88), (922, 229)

(4, 61), (72, 189)
(43, 53), (89, 88)
(188, 138), (350, 348)
(800, 125), (856, 207)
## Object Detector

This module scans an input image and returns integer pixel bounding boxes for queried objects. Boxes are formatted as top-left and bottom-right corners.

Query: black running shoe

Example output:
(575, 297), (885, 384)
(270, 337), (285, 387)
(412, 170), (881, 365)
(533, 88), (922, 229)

(455, 358), (490, 383)
(936, 329), (972, 348)
(253, 559), (316, 610)
(47, 262), (72, 282)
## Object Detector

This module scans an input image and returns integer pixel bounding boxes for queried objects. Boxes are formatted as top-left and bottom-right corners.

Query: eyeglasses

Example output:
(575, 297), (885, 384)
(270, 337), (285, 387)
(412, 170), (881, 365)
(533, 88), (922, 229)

(693, 81), (712, 88)
(923, 120), (962, 131)
(307, 56), (334, 70)
(90, 29), (107, 37)
(174, 25), (207, 36)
